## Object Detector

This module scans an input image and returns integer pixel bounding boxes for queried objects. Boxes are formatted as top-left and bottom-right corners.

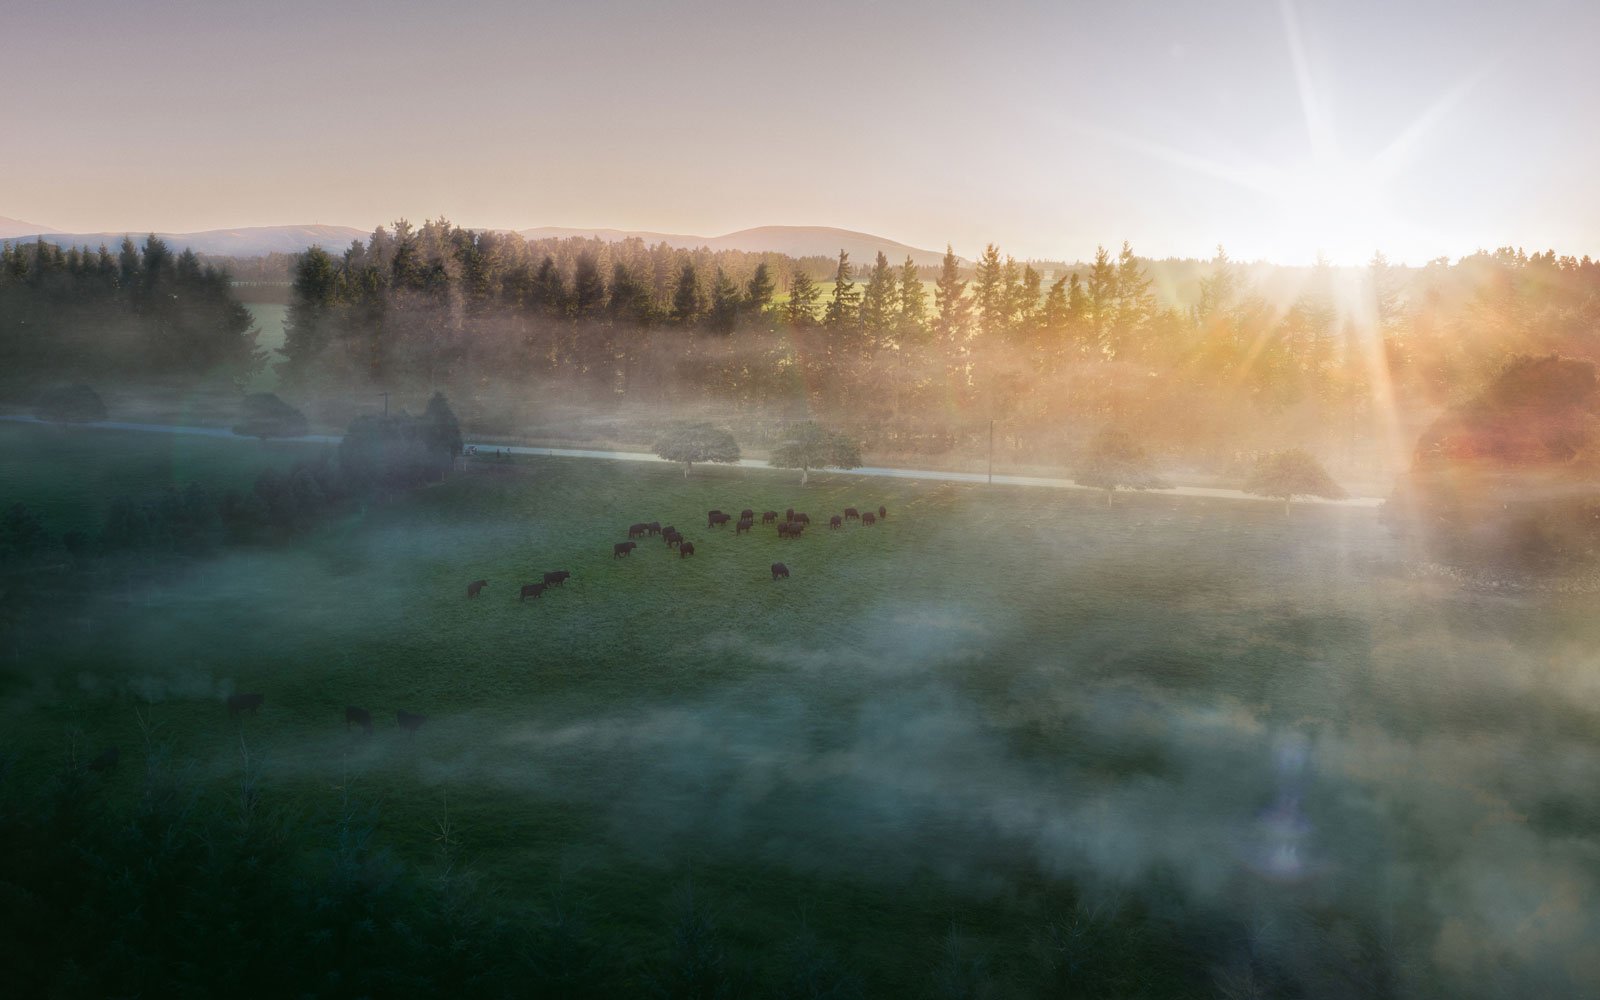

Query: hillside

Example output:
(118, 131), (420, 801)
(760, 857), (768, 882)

(519, 224), (956, 266)
(0, 223), (368, 256)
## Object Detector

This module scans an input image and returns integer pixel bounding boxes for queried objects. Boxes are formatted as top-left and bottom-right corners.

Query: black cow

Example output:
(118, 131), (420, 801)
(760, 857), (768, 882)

(88, 747), (120, 772)
(736, 517), (753, 535)
(829, 515), (843, 529)
(878, 505), (887, 519)
(227, 693), (264, 716)
(467, 579), (488, 598)
(761, 511), (778, 524)
(739, 508), (754, 521)
(844, 507), (860, 521)
(520, 582), (547, 601)
(777, 522), (803, 539)
(543, 570), (571, 586)
(785, 508), (795, 522)
(794, 512), (811, 525)
(397, 710), (427, 734)
(345, 706), (373, 733)
(709, 512), (731, 528)
(664, 529), (683, 548)
(708, 509), (724, 519)
(614, 541), (637, 558)
(862, 512), (877, 526)
(647, 521), (662, 535)
(628, 522), (649, 539)
(771, 562), (790, 580)
(679, 541), (696, 558)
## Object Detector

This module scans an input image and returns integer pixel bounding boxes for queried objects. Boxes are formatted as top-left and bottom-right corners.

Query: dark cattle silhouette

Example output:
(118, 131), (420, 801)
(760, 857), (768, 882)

(647, 521), (662, 535)
(878, 505), (887, 519)
(794, 512), (810, 525)
(520, 582), (547, 601)
(614, 541), (637, 558)
(628, 522), (649, 539)
(740, 508), (754, 521)
(844, 507), (860, 521)
(829, 515), (843, 529)
(761, 511), (778, 524)
(708, 512), (731, 528)
(862, 512), (877, 526)
(785, 507), (794, 521)
(543, 570), (571, 586)
(397, 710), (427, 734)
(227, 693), (264, 716)
(664, 529), (683, 548)
(777, 522), (804, 539)
(345, 706), (373, 733)
(467, 579), (488, 598)
(708, 509), (724, 519)
(679, 541), (696, 558)
(735, 517), (753, 534)
(771, 562), (790, 580)
(88, 747), (120, 772)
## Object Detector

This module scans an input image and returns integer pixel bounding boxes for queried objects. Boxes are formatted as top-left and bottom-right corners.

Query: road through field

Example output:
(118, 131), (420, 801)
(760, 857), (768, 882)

(0, 414), (1384, 507)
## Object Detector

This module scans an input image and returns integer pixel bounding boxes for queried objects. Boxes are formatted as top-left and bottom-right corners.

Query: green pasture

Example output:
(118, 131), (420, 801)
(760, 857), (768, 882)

(3, 423), (1599, 995)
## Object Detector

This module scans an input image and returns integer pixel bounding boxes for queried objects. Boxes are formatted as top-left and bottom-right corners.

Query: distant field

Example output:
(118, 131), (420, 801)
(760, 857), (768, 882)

(3, 422), (1597, 994)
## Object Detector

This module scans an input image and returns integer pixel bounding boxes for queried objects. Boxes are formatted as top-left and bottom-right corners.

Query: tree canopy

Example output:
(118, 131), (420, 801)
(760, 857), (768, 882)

(1075, 428), (1166, 504)
(1244, 449), (1344, 513)
(769, 422), (861, 484)
(233, 393), (309, 441)
(653, 423), (741, 477)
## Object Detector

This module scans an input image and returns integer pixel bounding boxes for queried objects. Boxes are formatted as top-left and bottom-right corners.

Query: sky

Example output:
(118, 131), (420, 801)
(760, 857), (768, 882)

(1, 0), (1594, 264)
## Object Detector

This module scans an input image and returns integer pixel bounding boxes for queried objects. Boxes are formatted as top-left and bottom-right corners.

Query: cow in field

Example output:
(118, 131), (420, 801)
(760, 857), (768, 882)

(679, 541), (696, 558)
(628, 522), (649, 539)
(543, 570), (571, 587)
(761, 511), (778, 524)
(862, 512), (877, 526)
(88, 747), (120, 772)
(614, 541), (638, 558)
(345, 706), (373, 733)
(736, 517), (753, 535)
(520, 582), (547, 601)
(829, 515), (843, 529)
(708, 509), (724, 520)
(397, 709), (427, 734)
(794, 512), (810, 525)
(771, 562), (790, 580)
(878, 505), (887, 519)
(777, 522), (803, 539)
(664, 529), (683, 548)
(785, 508), (794, 522)
(228, 693), (264, 717)
(467, 579), (489, 598)
(647, 521), (662, 536)
(844, 507), (860, 521)
(708, 511), (731, 528)
(740, 508), (754, 521)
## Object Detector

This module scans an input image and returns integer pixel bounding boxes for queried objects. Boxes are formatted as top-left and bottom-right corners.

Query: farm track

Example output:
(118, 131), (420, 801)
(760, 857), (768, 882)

(0, 414), (1384, 508)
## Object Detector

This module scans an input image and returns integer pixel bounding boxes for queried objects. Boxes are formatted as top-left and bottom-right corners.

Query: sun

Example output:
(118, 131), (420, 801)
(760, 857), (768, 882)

(1264, 157), (1395, 266)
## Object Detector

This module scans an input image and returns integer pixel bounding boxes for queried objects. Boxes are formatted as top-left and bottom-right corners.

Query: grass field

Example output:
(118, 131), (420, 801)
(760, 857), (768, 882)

(4, 422), (1599, 995)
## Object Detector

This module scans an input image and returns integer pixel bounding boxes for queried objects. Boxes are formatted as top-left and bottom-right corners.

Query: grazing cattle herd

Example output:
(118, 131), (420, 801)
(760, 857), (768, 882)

(80, 495), (893, 770)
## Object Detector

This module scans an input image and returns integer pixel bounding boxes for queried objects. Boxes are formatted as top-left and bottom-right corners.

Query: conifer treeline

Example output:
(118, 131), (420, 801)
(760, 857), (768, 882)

(0, 236), (261, 382)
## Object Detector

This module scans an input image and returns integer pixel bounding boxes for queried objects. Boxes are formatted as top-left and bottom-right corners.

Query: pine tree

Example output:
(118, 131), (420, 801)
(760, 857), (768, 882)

(531, 256), (567, 315)
(786, 269), (820, 326)
(1086, 246), (1115, 357)
(933, 245), (970, 348)
(1112, 242), (1154, 358)
(745, 261), (775, 314)
(823, 250), (861, 330)
(897, 256), (928, 343)
(671, 262), (704, 325)
(858, 251), (896, 346)
(971, 243), (1004, 337)
(707, 268), (741, 334)
(572, 251), (606, 318)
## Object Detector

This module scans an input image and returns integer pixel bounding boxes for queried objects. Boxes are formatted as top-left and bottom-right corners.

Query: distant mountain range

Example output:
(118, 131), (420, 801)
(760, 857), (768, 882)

(2, 219), (955, 265)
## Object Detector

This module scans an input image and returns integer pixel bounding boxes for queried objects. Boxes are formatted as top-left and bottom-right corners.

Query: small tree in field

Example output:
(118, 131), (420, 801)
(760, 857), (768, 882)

(233, 392), (308, 441)
(769, 422), (861, 485)
(1245, 449), (1344, 514)
(1075, 428), (1165, 506)
(654, 423), (741, 477)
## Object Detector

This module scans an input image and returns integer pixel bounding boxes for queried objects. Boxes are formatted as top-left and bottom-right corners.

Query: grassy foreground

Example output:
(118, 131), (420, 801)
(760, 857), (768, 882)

(3, 424), (1599, 996)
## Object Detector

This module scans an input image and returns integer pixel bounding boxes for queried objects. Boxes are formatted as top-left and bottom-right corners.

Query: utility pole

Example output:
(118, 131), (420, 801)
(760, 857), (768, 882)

(988, 419), (994, 484)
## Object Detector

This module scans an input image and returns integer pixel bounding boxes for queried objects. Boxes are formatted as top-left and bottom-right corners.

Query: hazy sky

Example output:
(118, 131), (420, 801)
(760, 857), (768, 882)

(3, 0), (1594, 263)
